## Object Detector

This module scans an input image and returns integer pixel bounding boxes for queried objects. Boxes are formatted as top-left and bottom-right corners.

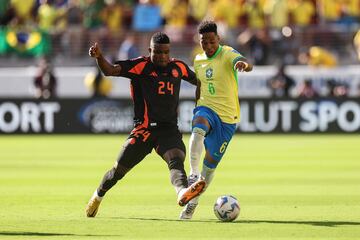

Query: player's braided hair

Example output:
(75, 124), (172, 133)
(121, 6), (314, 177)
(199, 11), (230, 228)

(151, 32), (170, 44)
(198, 20), (217, 35)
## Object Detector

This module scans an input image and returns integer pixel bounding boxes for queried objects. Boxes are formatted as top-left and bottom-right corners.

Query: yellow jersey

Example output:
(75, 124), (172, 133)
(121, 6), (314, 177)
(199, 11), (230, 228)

(308, 46), (337, 68)
(194, 45), (244, 124)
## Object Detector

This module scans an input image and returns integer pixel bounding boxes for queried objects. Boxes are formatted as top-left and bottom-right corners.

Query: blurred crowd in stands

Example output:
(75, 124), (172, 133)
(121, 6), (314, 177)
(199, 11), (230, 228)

(1, 0), (360, 63)
(1, 0), (360, 99)
(267, 63), (353, 99)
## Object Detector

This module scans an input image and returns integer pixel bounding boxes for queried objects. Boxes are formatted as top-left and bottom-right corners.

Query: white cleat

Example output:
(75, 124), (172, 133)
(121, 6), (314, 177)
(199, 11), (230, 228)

(179, 202), (198, 220)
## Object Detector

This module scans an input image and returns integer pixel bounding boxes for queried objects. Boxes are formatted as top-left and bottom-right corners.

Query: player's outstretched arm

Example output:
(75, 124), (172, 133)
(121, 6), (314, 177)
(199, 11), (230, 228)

(234, 61), (253, 72)
(89, 42), (122, 76)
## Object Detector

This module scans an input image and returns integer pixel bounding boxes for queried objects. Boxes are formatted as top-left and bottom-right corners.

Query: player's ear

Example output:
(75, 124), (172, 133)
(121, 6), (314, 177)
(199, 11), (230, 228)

(148, 47), (152, 54)
(216, 34), (220, 42)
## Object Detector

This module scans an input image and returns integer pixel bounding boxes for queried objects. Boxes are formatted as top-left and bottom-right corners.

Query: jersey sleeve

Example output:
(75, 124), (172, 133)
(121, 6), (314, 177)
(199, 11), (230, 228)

(225, 47), (246, 69)
(113, 60), (133, 77)
(174, 60), (197, 86)
(114, 57), (147, 78)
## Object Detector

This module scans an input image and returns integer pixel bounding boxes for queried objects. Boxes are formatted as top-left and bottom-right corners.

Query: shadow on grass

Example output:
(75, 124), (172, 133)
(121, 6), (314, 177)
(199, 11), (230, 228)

(0, 231), (119, 237)
(109, 216), (213, 223)
(110, 217), (360, 227)
(242, 220), (360, 227)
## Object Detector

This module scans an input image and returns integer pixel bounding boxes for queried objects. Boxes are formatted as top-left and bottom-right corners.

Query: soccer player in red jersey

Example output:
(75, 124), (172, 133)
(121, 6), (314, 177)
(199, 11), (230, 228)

(85, 32), (205, 217)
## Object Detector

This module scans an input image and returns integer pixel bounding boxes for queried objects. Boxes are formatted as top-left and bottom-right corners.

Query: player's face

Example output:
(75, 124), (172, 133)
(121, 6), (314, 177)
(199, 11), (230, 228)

(149, 43), (170, 67)
(199, 32), (220, 58)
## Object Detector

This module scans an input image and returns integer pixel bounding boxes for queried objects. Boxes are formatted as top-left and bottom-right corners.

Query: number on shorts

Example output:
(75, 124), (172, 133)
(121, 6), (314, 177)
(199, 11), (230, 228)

(219, 142), (228, 153)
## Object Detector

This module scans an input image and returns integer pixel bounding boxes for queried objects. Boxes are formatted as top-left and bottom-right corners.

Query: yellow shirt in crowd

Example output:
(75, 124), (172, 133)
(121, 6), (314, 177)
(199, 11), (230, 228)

(290, 0), (315, 26)
(308, 46), (338, 68)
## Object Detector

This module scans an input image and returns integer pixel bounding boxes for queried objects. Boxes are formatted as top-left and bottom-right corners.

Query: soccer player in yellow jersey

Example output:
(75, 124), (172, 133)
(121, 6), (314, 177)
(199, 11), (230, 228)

(180, 21), (253, 220)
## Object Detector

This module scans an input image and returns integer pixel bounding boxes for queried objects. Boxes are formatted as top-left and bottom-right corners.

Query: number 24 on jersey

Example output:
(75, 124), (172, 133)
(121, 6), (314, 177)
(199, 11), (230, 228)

(158, 81), (174, 95)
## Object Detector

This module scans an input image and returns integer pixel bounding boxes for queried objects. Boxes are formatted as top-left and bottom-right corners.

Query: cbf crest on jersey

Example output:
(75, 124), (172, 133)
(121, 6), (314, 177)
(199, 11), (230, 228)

(206, 68), (213, 79)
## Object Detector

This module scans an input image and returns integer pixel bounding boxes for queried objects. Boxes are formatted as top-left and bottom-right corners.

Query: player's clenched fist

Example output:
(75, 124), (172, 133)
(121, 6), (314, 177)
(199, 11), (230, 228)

(89, 42), (101, 58)
(235, 60), (252, 72)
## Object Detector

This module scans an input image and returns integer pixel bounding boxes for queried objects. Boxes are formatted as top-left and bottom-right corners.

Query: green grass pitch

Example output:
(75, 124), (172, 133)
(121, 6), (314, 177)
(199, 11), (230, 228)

(0, 134), (359, 239)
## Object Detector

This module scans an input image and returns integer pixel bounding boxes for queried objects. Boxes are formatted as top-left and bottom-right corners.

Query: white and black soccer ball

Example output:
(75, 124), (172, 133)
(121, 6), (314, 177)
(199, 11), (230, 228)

(213, 195), (240, 222)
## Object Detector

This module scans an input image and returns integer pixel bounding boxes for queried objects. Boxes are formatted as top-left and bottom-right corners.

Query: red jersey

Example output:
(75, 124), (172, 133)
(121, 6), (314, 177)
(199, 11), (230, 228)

(115, 57), (197, 128)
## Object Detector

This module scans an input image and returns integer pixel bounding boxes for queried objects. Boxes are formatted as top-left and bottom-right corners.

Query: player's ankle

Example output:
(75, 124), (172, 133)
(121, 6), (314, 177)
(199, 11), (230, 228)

(93, 190), (103, 201)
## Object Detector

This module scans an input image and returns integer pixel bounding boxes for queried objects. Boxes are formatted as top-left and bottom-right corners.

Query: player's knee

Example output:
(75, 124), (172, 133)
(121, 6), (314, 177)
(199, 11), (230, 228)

(192, 123), (209, 136)
(204, 156), (219, 169)
(163, 149), (185, 162)
(167, 157), (184, 170)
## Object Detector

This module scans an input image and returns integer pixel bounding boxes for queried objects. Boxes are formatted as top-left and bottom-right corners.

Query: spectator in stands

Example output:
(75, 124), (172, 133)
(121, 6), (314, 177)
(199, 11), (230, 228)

(208, 0), (242, 29)
(289, 0), (316, 48)
(161, 0), (188, 42)
(33, 57), (57, 99)
(2, 0), (359, 66)
(319, 0), (359, 26)
(297, 79), (318, 98)
(188, 0), (209, 23)
(63, 0), (84, 57)
(332, 83), (349, 98)
(82, 0), (106, 47)
(37, 0), (67, 56)
(346, 0), (360, 21)
(100, 0), (124, 52)
(335, 0), (360, 27)
(263, 0), (292, 62)
(238, 28), (270, 65)
(289, 0), (315, 27)
(0, 0), (15, 26)
(132, 0), (162, 32)
(117, 32), (139, 60)
(298, 46), (338, 68)
(9, 0), (36, 25)
(325, 79), (349, 97)
(82, 0), (104, 29)
(37, 0), (65, 32)
(207, 0), (242, 45)
(326, 79), (337, 97)
(264, 0), (289, 30)
(318, 0), (342, 23)
(268, 64), (295, 98)
(84, 65), (112, 98)
(132, 0), (163, 55)
(242, 0), (266, 30)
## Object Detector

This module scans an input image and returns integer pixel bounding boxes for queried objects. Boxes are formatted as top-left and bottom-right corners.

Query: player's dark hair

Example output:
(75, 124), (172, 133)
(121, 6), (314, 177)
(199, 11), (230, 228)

(151, 32), (170, 44)
(198, 21), (217, 35)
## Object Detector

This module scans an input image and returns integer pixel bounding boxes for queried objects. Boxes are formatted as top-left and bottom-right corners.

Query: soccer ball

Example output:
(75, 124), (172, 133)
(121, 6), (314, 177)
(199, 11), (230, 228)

(213, 195), (240, 222)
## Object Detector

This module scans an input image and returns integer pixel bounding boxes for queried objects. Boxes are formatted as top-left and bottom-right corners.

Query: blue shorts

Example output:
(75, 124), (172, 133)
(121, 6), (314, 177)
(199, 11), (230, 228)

(192, 106), (236, 168)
